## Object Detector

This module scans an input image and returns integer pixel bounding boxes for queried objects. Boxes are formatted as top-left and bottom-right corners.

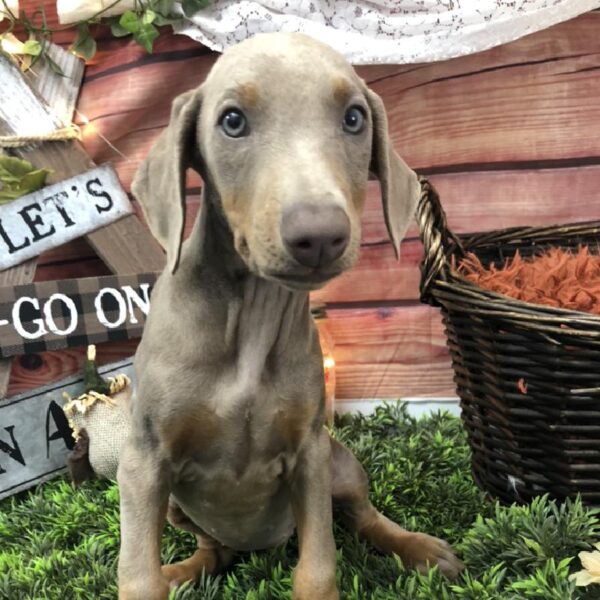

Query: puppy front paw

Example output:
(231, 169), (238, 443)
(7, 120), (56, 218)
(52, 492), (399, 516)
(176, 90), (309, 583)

(400, 532), (464, 579)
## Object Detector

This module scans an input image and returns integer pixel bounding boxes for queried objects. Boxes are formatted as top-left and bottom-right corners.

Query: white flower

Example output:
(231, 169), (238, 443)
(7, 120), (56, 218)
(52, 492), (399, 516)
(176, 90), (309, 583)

(0, 32), (25, 55)
(0, 0), (18, 23)
(569, 543), (600, 586)
(57, 0), (135, 25)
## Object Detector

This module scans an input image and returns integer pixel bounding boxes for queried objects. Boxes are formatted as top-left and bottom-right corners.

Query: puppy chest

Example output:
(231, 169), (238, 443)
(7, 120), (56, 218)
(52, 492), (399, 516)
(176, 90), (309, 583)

(164, 372), (320, 451)
(164, 402), (309, 483)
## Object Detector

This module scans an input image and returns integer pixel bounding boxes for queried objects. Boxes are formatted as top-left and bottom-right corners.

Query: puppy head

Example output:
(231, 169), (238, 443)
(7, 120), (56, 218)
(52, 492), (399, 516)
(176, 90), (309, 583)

(132, 33), (419, 290)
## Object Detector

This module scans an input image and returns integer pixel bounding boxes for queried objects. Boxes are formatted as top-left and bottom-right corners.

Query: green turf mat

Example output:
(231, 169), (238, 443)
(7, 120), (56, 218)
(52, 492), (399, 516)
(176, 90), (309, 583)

(2, 404), (599, 599)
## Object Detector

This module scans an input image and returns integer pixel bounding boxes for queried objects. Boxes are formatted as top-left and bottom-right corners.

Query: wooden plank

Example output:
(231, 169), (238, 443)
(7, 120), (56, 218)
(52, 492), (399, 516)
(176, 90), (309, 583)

(325, 305), (456, 398)
(0, 46), (85, 400)
(84, 32), (210, 80)
(38, 237), (100, 266)
(364, 166), (600, 244)
(370, 14), (600, 171)
(17, 1), (74, 46)
(22, 43), (84, 124)
(311, 241), (422, 305)
(7, 339), (139, 397)
(0, 53), (165, 275)
(326, 305), (447, 365)
(77, 66), (214, 190)
(35, 257), (111, 282)
(335, 361), (455, 400)
(86, 216), (165, 273)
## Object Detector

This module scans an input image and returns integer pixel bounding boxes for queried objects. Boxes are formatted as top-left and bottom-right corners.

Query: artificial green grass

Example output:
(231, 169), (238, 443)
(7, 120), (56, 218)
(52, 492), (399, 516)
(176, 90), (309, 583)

(2, 404), (600, 599)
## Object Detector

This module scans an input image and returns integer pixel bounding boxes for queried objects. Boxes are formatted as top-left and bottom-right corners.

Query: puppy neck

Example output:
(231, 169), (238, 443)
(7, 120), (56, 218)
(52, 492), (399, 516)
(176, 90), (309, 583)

(176, 187), (314, 379)
(179, 186), (247, 279)
(224, 275), (312, 395)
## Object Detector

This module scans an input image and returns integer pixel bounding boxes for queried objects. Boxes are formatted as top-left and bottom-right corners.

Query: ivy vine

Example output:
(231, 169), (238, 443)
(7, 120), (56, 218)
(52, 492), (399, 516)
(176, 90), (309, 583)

(0, 0), (211, 72)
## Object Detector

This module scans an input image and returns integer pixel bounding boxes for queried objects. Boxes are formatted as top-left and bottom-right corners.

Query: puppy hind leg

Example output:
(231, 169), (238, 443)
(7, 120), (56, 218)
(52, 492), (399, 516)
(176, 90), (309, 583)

(330, 437), (464, 579)
(161, 540), (235, 588)
(162, 497), (235, 587)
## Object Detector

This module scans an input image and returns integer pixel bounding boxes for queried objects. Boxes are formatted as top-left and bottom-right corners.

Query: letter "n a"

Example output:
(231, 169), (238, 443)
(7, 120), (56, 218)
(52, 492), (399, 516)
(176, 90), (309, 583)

(0, 426), (25, 474)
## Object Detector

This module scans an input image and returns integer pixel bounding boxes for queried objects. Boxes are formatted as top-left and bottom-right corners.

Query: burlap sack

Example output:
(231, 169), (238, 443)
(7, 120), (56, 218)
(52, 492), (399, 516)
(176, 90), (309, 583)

(63, 377), (131, 481)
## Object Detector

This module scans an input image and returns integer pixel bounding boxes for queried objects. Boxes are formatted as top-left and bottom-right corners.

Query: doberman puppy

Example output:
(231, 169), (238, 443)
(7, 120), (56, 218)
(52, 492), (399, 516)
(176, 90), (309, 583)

(118, 31), (463, 600)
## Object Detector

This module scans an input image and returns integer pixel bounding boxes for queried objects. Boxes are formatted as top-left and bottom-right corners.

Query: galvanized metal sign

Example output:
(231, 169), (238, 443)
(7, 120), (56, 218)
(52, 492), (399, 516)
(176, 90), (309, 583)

(0, 358), (134, 500)
(0, 164), (132, 270)
(0, 272), (158, 358)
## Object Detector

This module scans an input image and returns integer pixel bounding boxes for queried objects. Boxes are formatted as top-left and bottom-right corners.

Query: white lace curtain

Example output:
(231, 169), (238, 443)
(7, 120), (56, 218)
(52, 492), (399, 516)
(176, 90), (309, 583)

(7, 1), (597, 64)
(176, 0), (600, 64)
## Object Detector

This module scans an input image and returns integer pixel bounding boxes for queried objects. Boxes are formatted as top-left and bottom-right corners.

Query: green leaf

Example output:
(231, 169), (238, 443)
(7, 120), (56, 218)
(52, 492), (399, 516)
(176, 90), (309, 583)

(0, 155), (51, 203)
(134, 23), (159, 53)
(0, 188), (24, 203)
(108, 17), (132, 38)
(19, 170), (51, 194)
(119, 10), (141, 34)
(21, 39), (41, 57)
(0, 155), (35, 180)
(151, 0), (176, 16)
(152, 13), (180, 26)
(181, 0), (211, 18)
(141, 9), (156, 25)
(70, 23), (97, 61)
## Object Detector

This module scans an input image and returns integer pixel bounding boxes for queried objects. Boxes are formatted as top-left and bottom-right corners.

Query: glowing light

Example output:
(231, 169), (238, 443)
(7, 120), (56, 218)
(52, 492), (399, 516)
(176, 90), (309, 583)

(323, 356), (335, 369)
(75, 109), (129, 161)
(76, 110), (94, 137)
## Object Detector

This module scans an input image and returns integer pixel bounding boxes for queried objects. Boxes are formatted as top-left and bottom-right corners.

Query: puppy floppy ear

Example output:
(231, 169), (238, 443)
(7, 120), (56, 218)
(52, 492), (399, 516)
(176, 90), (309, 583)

(366, 89), (420, 260)
(131, 88), (203, 273)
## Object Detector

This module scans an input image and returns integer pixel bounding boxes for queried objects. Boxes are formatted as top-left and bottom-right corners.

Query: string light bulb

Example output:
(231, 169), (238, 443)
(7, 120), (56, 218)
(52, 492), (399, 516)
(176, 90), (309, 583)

(323, 356), (335, 370)
(75, 109), (129, 160)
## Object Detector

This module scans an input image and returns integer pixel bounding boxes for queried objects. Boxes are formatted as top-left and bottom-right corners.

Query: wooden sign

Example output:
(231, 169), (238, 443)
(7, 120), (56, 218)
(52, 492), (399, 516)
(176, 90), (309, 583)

(0, 44), (86, 399)
(0, 46), (164, 401)
(0, 164), (133, 271)
(0, 358), (134, 499)
(0, 272), (158, 358)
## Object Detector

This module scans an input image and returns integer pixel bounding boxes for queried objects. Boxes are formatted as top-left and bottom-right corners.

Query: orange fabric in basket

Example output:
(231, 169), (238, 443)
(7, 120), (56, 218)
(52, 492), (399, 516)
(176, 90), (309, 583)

(458, 247), (600, 314)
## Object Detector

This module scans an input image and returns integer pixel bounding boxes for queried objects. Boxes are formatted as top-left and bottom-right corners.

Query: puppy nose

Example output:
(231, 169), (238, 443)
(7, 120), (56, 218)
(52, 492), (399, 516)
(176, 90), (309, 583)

(281, 203), (350, 269)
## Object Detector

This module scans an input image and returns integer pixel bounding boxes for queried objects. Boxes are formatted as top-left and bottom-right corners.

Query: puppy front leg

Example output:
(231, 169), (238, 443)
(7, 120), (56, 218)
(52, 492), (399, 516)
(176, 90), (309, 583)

(291, 427), (339, 600)
(117, 438), (170, 600)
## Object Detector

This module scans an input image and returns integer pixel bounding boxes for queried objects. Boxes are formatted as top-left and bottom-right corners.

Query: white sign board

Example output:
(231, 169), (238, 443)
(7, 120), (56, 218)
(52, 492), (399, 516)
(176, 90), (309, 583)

(0, 164), (132, 270)
(0, 358), (134, 499)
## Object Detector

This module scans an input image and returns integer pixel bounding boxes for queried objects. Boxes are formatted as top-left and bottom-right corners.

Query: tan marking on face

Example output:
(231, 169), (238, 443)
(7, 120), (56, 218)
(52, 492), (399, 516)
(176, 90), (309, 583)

(238, 82), (260, 108)
(333, 77), (352, 105)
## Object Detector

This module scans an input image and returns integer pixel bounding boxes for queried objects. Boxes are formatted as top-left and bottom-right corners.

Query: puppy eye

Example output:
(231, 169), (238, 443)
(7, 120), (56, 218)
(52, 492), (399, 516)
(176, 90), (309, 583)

(220, 109), (248, 138)
(343, 106), (365, 134)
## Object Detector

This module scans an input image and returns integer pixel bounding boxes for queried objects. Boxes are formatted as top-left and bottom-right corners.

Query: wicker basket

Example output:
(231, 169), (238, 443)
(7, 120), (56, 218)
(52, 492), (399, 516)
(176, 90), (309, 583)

(416, 177), (600, 504)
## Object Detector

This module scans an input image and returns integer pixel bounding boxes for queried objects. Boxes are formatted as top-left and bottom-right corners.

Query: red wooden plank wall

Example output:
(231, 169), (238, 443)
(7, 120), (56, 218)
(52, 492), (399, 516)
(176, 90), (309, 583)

(6, 6), (600, 401)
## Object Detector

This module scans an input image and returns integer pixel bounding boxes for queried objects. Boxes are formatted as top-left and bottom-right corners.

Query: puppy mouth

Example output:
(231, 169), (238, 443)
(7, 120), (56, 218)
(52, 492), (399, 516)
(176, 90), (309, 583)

(265, 269), (342, 290)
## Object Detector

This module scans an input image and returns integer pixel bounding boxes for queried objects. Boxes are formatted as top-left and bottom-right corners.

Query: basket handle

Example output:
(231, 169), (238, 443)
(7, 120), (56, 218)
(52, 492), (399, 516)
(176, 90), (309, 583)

(416, 176), (465, 304)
